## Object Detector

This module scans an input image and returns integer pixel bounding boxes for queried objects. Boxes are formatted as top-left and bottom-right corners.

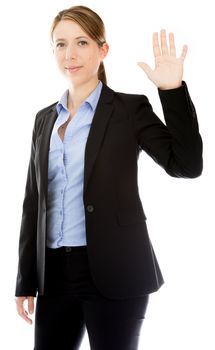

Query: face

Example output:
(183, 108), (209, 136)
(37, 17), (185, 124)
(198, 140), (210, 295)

(52, 20), (109, 88)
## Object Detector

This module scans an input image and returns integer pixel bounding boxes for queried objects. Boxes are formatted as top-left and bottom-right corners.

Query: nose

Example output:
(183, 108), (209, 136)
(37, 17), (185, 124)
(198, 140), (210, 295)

(65, 44), (77, 60)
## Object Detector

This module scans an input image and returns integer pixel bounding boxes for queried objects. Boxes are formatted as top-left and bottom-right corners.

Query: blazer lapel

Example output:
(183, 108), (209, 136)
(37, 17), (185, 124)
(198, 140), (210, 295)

(83, 84), (114, 194)
(38, 106), (58, 205)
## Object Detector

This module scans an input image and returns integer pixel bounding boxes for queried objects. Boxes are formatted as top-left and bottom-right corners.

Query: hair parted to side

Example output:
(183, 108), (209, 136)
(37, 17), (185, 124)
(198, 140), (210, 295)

(51, 5), (107, 84)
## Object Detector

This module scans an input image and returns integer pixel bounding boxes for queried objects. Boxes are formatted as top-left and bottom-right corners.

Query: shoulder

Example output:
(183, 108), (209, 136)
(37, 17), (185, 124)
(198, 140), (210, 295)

(115, 90), (150, 106)
(103, 84), (151, 111)
(35, 101), (58, 120)
(33, 101), (58, 130)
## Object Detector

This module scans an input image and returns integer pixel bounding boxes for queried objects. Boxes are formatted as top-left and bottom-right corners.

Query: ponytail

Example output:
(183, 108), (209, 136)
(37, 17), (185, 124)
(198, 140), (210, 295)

(98, 61), (107, 85)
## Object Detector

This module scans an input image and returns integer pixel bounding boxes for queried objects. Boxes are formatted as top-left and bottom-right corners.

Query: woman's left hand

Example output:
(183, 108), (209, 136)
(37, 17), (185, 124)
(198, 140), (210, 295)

(138, 29), (188, 90)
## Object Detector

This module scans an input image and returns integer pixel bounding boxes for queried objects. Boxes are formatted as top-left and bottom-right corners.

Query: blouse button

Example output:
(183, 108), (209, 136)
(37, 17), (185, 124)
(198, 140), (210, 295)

(86, 205), (94, 213)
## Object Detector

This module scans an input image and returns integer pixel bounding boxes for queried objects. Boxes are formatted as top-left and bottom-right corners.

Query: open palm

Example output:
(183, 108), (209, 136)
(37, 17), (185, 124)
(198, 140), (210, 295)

(138, 29), (188, 90)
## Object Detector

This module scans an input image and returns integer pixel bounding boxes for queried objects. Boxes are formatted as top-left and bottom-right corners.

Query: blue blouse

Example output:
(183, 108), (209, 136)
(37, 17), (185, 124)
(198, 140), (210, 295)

(46, 81), (103, 248)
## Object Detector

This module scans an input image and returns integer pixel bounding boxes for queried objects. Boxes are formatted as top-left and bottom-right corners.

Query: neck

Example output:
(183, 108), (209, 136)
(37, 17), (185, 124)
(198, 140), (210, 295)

(67, 78), (99, 113)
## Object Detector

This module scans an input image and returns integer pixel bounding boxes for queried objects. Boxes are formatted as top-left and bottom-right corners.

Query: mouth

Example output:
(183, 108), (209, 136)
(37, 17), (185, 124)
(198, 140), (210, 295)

(65, 66), (83, 72)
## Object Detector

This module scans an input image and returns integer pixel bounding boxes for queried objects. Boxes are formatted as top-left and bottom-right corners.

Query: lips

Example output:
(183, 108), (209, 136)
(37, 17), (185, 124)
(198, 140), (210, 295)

(65, 66), (82, 72)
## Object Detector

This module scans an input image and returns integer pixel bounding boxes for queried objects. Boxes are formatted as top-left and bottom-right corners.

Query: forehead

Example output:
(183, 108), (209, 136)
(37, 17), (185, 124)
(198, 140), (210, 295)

(53, 20), (88, 40)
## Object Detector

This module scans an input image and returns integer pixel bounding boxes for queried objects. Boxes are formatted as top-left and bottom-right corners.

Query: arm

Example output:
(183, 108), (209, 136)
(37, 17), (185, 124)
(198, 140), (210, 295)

(134, 29), (202, 177)
(15, 114), (40, 292)
(15, 115), (40, 324)
(133, 83), (203, 177)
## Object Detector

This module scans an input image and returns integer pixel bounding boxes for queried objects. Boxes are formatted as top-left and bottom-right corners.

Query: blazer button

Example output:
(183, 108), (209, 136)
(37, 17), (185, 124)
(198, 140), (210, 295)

(86, 205), (94, 213)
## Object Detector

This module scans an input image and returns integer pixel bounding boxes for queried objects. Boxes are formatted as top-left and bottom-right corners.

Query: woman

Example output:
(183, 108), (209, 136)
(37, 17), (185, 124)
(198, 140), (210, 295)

(15, 5), (203, 350)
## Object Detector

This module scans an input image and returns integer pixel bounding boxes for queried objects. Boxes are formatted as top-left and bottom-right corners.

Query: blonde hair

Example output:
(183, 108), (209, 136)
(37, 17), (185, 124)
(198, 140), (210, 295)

(51, 5), (107, 84)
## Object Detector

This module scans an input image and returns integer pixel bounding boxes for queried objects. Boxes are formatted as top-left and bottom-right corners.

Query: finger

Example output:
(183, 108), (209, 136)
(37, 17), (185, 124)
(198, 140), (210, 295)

(180, 44), (188, 60)
(19, 308), (33, 325)
(28, 297), (34, 315)
(137, 62), (153, 77)
(169, 32), (176, 56)
(160, 29), (169, 55)
(153, 32), (161, 57)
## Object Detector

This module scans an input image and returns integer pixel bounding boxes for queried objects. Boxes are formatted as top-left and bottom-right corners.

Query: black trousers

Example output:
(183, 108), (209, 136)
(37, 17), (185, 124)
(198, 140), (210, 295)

(34, 246), (149, 350)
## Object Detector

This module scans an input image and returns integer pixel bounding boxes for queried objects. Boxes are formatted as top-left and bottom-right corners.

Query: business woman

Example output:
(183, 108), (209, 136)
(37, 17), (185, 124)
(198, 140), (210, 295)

(15, 5), (203, 350)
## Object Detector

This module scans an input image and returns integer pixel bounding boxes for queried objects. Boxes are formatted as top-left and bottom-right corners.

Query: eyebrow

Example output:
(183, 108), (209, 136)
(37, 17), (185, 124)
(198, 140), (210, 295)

(55, 36), (89, 42)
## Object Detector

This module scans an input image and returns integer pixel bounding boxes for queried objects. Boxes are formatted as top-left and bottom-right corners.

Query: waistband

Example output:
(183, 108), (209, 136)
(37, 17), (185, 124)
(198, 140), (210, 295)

(46, 245), (87, 254)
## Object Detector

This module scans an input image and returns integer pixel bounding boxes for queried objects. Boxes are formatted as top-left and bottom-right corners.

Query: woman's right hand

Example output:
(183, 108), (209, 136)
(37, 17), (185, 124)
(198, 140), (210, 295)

(15, 296), (35, 325)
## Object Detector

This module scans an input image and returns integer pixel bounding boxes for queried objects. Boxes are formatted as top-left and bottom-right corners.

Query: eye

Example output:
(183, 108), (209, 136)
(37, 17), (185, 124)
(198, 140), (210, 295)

(56, 42), (65, 48)
(78, 40), (88, 46)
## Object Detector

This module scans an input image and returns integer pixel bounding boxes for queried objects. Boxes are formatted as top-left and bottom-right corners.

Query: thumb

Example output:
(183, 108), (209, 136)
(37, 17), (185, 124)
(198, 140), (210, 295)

(27, 297), (35, 315)
(137, 62), (153, 77)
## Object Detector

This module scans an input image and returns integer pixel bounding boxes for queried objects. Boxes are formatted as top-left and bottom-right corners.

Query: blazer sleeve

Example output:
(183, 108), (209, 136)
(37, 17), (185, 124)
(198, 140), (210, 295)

(15, 115), (39, 297)
(133, 81), (203, 178)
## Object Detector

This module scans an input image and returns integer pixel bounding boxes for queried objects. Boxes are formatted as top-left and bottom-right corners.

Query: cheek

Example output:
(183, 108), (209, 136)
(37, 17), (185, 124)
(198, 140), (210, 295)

(54, 51), (64, 63)
(87, 53), (101, 70)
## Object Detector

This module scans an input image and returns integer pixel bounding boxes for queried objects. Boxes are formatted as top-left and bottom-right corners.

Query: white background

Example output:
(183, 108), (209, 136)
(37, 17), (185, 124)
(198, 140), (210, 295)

(0, 0), (214, 349)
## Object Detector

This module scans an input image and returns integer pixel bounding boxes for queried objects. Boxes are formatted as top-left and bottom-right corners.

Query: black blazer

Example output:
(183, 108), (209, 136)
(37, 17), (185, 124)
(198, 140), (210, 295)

(15, 82), (203, 299)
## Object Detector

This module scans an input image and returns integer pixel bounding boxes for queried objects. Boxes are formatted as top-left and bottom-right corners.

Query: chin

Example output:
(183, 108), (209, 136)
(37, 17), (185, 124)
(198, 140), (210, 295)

(66, 75), (95, 88)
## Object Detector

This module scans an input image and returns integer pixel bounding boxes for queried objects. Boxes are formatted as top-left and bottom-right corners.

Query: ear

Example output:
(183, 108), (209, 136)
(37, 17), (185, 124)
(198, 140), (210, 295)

(100, 42), (109, 60)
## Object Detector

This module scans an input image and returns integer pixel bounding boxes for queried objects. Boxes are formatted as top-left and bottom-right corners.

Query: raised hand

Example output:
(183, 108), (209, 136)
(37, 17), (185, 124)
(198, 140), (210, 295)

(138, 29), (188, 90)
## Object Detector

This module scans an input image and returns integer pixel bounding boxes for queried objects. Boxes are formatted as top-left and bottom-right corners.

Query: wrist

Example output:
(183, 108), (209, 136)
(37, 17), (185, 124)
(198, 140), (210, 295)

(158, 82), (182, 90)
